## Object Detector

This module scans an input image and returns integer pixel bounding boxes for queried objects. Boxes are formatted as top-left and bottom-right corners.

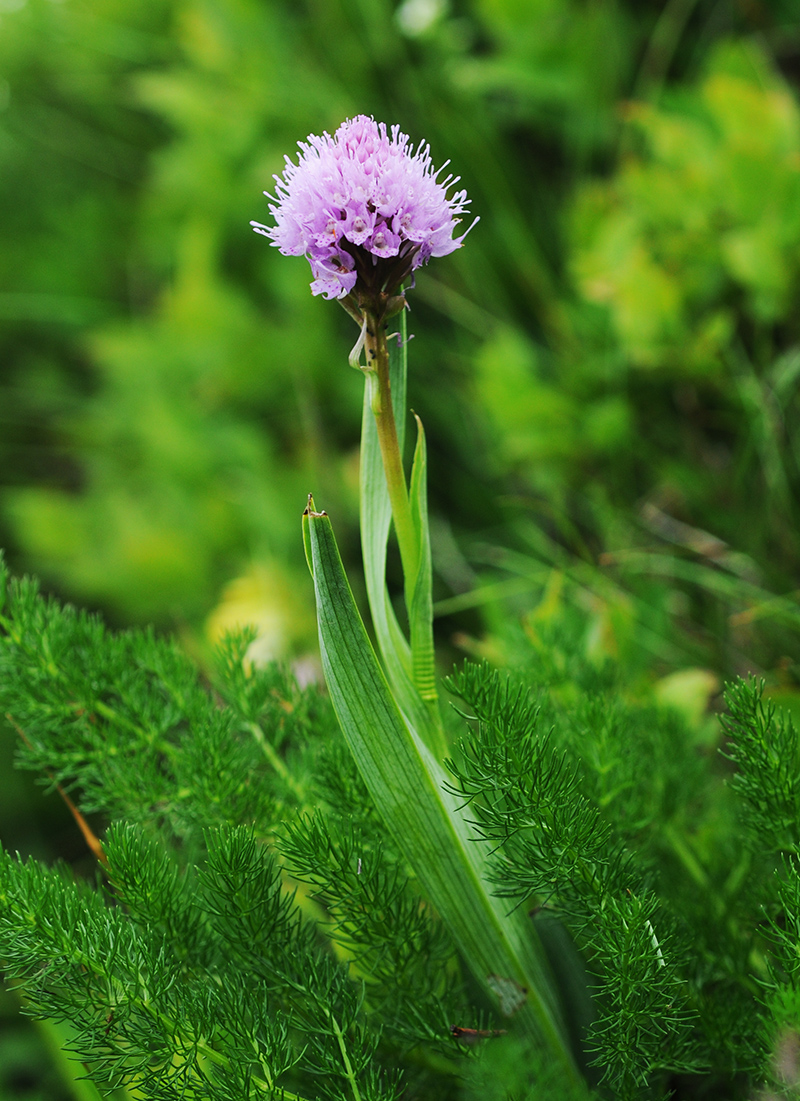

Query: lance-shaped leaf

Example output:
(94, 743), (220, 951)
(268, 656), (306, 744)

(406, 414), (446, 752)
(303, 500), (580, 1082)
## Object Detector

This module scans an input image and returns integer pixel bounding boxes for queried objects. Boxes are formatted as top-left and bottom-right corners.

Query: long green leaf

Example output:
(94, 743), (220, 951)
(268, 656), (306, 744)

(303, 501), (580, 1082)
(407, 414), (446, 754)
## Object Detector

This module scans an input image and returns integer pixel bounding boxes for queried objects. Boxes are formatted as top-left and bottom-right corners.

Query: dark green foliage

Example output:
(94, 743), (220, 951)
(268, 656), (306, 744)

(0, 564), (334, 841)
(459, 1031), (594, 1101)
(720, 682), (800, 1097)
(0, 825), (405, 1100)
(2, 564), (800, 1098)
(445, 662), (703, 1098)
(281, 811), (465, 1052)
(0, 561), (474, 1098)
(723, 678), (800, 855)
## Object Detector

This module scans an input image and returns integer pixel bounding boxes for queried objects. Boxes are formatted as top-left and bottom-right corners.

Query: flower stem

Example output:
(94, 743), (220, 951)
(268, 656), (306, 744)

(363, 314), (419, 596)
(362, 311), (444, 750)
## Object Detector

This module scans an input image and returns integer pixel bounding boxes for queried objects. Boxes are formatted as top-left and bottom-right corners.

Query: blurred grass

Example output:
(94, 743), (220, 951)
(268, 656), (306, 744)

(1, 0), (800, 1091)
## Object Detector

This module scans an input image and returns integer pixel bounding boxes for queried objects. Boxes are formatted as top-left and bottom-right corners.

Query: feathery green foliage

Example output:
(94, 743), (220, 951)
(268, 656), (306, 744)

(445, 662), (702, 1098)
(0, 559), (464, 1099)
(1, 554), (800, 1097)
(722, 678), (800, 855)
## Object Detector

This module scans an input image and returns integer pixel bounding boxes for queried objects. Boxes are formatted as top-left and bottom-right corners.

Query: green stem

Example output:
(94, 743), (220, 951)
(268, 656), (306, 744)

(363, 312), (442, 735)
(363, 315), (418, 585)
(326, 1009), (363, 1101)
(245, 720), (305, 801)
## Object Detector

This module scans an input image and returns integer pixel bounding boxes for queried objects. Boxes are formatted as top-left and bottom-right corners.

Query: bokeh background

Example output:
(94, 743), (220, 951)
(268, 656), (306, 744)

(1, 0), (800, 1095)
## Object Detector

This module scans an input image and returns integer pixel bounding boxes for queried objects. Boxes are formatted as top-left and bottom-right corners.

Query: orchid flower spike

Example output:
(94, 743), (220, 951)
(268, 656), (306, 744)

(251, 115), (477, 317)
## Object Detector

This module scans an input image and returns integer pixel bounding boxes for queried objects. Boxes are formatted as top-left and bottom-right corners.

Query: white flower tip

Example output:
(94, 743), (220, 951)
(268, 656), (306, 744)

(460, 215), (480, 241)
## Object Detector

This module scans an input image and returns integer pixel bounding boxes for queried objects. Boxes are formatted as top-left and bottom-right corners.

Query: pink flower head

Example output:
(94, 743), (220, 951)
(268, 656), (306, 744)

(251, 115), (477, 304)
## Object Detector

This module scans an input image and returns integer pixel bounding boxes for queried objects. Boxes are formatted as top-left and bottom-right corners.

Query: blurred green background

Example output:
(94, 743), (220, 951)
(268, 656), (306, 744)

(1, 0), (800, 1095)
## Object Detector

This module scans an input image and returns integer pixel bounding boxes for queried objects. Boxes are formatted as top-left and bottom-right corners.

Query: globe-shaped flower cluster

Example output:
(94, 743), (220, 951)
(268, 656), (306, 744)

(252, 115), (476, 304)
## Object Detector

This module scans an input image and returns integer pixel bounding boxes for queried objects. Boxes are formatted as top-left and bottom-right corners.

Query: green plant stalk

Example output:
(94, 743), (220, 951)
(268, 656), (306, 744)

(358, 317), (416, 711)
(359, 310), (446, 758)
(360, 310), (446, 753)
(363, 314), (418, 588)
(303, 501), (581, 1083)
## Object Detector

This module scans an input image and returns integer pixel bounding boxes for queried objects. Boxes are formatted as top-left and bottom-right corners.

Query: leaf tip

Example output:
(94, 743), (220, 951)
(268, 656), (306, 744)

(303, 493), (327, 518)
